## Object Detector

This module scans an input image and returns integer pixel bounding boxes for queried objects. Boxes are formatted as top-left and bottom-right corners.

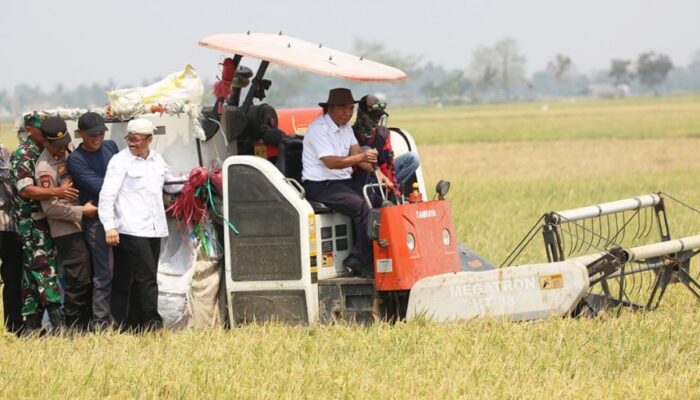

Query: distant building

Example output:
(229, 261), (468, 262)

(585, 84), (629, 98)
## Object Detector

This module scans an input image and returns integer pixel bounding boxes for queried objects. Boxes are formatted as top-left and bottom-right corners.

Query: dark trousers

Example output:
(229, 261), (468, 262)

(54, 232), (92, 327)
(0, 231), (23, 333)
(112, 235), (162, 330)
(303, 179), (373, 265)
(83, 216), (114, 323)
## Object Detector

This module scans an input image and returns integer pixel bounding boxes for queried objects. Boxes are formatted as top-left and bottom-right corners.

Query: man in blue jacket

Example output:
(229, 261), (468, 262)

(67, 112), (118, 330)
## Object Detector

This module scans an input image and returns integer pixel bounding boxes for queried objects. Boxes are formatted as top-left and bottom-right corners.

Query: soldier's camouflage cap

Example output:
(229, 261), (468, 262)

(23, 113), (42, 128)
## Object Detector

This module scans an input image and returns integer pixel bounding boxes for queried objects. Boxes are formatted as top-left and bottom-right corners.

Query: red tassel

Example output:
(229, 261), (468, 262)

(212, 58), (236, 99)
(212, 80), (231, 99)
(166, 166), (210, 229)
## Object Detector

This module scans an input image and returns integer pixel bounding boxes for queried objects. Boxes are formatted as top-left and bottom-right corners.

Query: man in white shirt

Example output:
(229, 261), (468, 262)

(99, 118), (182, 331)
(302, 88), (391, 278)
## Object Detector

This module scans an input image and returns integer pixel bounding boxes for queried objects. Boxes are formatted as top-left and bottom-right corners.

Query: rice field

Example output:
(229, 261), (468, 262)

(2, 95), (700, 399)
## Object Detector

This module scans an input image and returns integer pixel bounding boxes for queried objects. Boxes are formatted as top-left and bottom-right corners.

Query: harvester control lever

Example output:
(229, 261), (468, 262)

(372, 163), (389, 203)
(363, 183), (393, 208)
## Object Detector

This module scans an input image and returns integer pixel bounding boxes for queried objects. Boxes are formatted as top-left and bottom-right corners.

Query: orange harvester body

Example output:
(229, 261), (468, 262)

(277, 107), (322, 135)
(253, 107), (322, 160)
(373, 200), (461, 291)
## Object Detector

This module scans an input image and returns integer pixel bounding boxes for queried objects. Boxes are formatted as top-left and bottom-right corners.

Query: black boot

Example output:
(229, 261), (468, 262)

(21, 313), (44, 338)
(47, 304), (65, 334)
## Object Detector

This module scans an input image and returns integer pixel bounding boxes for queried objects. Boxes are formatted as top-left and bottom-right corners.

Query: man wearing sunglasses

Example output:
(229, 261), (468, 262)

(67, 112), (119, 331)
(352, 95), (420, 198)
(98, 118), (182, 332)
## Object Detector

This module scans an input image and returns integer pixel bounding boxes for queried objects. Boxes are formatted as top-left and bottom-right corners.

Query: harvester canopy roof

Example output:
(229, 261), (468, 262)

(198, 32), (407, 83)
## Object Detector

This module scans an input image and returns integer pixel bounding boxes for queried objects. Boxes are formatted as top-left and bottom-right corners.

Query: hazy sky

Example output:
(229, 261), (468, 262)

(1, 0), (698, 91)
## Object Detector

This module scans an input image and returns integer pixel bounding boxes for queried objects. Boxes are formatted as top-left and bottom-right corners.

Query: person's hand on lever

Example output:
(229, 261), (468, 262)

(376, 170), (394, 190)
(362, 148), (378, 164)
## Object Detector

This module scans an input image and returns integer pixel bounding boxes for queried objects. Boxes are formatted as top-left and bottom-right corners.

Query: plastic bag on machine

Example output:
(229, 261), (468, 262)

(108, 64), (204, 111)
(157, 219), (197, 328)
(193, 218), (223, 259)
(158, 268), (194, 329)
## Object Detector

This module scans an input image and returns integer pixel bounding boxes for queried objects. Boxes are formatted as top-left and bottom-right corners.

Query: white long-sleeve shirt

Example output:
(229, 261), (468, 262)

(301, 114), (358, 182)
(98, 148), (181, 238)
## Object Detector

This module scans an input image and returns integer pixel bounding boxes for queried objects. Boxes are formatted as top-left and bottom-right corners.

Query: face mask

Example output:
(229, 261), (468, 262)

(354, 109), (378, 139)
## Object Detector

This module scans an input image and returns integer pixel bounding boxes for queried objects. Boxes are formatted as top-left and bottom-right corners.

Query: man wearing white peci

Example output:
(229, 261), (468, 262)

(98, 118), (183, 332)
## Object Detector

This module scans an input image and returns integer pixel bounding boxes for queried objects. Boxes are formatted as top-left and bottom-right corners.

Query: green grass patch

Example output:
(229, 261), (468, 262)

(391, 94), (700, 144)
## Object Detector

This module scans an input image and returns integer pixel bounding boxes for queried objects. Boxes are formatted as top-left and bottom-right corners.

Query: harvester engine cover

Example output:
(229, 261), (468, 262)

(373, 200), (462, 291)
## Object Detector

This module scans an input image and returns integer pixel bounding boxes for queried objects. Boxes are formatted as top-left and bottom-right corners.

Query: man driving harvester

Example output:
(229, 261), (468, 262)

(301, 88), (393, 278)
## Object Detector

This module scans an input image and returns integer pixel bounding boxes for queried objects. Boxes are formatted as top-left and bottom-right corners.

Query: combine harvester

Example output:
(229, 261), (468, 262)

(21, 32), (700, 326)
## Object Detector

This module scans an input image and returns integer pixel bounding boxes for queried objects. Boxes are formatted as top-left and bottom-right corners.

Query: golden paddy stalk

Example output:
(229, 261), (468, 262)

(1, 95), (700, 399)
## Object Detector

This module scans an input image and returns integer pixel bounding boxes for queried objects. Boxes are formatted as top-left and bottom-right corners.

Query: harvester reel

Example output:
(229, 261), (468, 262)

(506, 192), (700, 316)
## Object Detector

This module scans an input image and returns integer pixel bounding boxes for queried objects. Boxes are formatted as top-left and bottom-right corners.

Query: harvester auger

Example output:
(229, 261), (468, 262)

(502, 193), (700, 315)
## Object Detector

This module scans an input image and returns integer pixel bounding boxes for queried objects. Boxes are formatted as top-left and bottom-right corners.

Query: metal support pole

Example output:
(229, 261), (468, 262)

(241, 60), (270, 112)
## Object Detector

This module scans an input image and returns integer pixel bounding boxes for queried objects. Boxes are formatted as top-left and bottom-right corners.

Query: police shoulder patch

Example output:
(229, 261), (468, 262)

(38, 174), (52, 188)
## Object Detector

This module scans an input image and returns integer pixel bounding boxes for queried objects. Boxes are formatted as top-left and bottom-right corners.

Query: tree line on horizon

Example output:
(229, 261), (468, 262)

(2, 37), (700, 117)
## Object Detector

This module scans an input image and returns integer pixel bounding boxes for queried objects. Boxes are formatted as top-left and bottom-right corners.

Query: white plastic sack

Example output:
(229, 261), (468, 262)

(157, 220), (197, 328)
(108, 64), (204, 112)
(157, 219), (225, 329)
(159, 221), (197, 276)
(158, 269), (193, 329)
(107, 64), (207, 140)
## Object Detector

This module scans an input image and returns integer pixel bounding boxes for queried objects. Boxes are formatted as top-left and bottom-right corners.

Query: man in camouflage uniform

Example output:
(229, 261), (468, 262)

(10, 113), (78, 332)
(0, 137), (23, 334)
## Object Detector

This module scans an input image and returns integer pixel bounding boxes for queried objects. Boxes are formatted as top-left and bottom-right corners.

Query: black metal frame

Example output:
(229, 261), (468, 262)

(548, 194), (700, 314)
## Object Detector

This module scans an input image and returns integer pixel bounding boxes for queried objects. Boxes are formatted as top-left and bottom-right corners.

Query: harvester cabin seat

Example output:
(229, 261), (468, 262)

(275, 137), (333, 214)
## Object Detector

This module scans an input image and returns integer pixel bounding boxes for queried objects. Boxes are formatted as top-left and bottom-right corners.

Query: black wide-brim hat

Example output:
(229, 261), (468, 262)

(318, 88), (359, 107)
